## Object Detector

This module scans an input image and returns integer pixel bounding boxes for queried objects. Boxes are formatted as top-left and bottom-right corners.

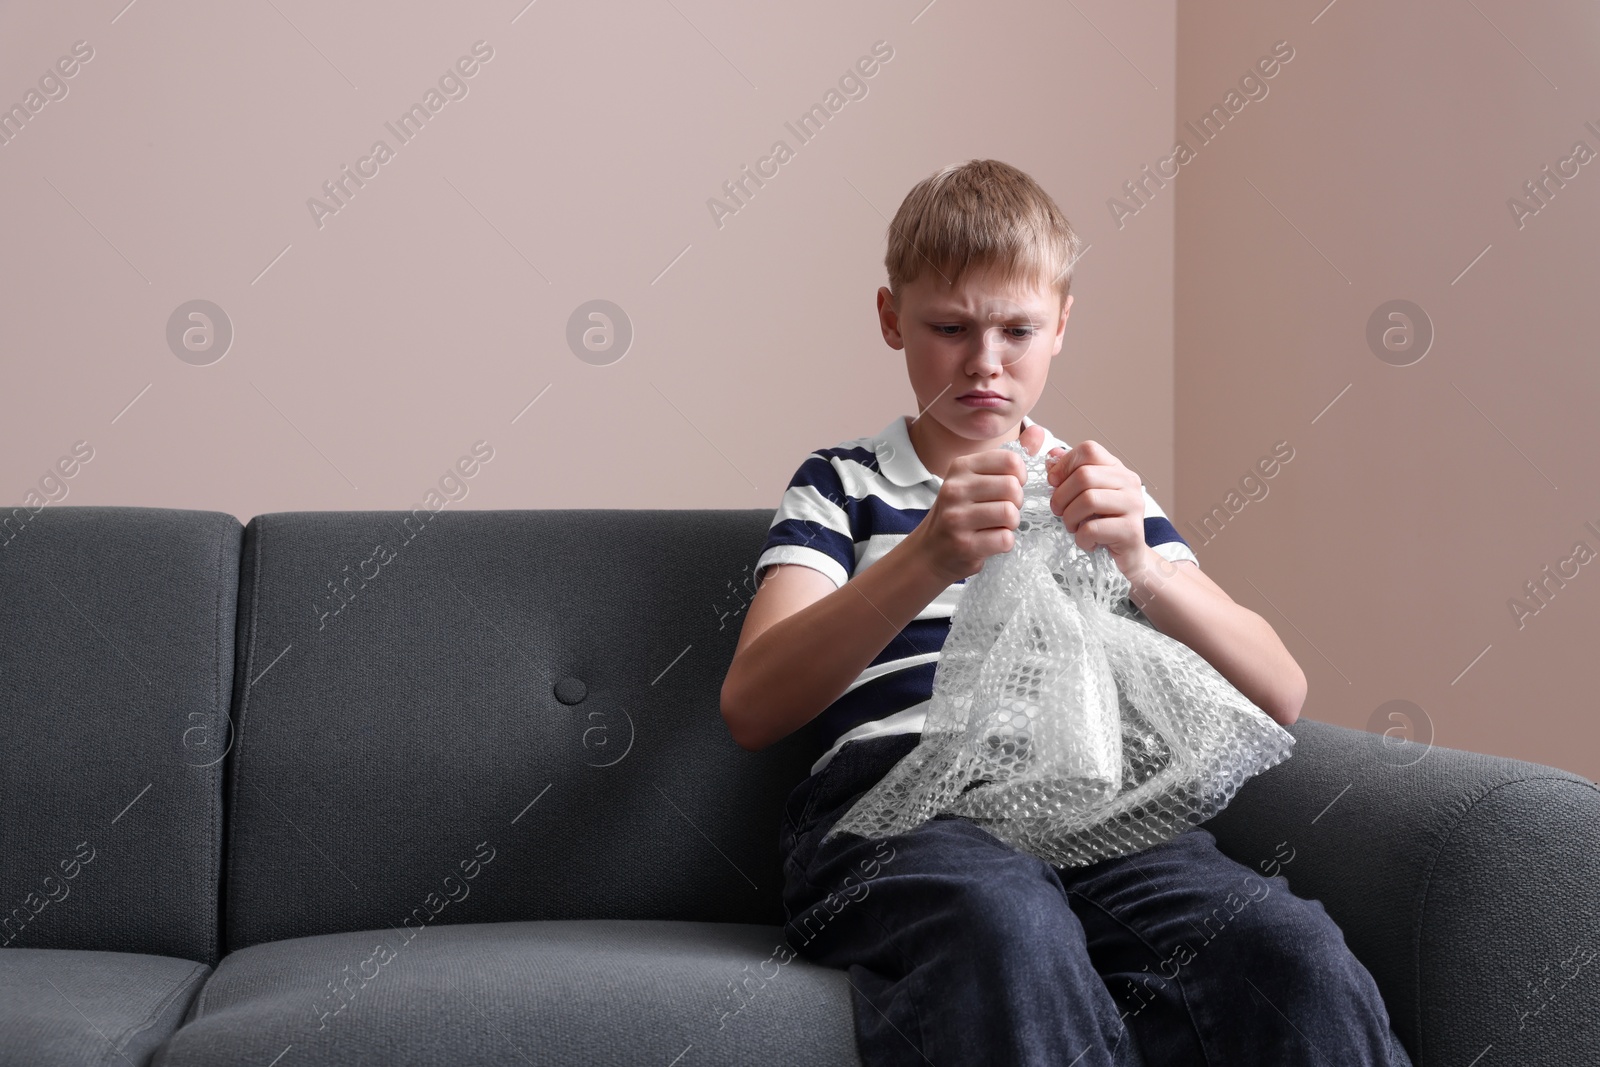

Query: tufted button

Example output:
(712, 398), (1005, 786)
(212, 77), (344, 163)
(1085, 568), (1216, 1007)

(553, 677), (587, 705)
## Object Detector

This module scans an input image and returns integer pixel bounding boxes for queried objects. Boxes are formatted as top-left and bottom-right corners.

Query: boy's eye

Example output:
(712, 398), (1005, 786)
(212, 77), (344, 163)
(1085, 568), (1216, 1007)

(931, 325), (1037, 338)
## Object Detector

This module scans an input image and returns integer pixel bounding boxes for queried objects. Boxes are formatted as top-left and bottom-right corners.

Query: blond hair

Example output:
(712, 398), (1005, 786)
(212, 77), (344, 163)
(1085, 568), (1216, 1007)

(883, 159), (1084, 313)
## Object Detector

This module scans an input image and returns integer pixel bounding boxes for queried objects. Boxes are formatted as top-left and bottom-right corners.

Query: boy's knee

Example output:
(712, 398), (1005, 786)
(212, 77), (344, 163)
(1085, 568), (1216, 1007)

(1232, 888), (1386, 1003)
(945, 867), (1073, 950)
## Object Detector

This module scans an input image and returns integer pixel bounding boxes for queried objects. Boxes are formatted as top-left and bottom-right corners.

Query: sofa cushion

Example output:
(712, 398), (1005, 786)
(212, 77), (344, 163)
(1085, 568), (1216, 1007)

(154, 918), (861, 1066)
(0, 506), (240, 964)
(0, 947), (208, 1067)
(223, 510), (824, 950)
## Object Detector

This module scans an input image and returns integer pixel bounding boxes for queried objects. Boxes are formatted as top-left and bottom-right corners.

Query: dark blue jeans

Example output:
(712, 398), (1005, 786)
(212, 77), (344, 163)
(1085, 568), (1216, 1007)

(779, 732), (1414, 1067)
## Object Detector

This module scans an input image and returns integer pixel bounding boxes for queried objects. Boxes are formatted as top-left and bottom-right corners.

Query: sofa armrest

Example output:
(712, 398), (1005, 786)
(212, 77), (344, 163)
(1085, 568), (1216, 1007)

(1200, 716), (1600, 1067)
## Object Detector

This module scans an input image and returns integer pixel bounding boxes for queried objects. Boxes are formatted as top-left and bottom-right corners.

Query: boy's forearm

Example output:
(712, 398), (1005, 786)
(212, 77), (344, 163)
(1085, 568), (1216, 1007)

(724, 529), (952, 752)
(1121, 546), (1308, 726)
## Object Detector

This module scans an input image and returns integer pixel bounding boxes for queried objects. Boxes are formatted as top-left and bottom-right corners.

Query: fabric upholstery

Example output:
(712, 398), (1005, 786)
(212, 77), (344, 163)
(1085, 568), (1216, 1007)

(0, 947), (208, 1067)
(1202, 717), (1600, 1066)
(154, 919), (862, 1066)
(0, 506), (239, 965)
(222, 509), (823, 950)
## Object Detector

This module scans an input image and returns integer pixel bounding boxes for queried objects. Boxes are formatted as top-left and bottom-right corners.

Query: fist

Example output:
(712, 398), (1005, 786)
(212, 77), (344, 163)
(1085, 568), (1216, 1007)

(1044, 439), (1147, 570)
(913, 423), (1057, 584)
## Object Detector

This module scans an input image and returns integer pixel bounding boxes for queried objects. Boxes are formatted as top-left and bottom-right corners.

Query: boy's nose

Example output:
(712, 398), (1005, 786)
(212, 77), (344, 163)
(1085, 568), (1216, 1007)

(971, 336), (1013, 370)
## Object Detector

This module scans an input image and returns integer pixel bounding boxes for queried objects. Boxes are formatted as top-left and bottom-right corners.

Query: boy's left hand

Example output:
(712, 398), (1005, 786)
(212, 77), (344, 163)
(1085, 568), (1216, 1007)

(1043, 441), (1147, 573)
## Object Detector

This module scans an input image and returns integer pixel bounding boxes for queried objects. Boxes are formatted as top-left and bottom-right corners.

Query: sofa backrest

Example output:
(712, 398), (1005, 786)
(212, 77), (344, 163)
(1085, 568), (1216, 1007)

(222, 508), (822, 951)
(0, 506), (240, 966)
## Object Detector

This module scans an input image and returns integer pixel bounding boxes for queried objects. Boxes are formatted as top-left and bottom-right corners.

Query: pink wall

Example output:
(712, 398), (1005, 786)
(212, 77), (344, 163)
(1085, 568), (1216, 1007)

(0, 1), (1176, 517)
(1175, 0), (1599, 779)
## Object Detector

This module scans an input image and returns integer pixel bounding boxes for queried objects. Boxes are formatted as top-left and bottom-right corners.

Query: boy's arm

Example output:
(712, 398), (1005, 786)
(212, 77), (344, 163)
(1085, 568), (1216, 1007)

(721, 528), (949, 752)
(1121, 547), (1308, 726)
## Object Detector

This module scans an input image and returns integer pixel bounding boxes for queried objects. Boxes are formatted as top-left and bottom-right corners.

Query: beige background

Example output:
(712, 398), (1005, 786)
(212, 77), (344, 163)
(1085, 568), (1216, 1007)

(1, 0), (1593, 779)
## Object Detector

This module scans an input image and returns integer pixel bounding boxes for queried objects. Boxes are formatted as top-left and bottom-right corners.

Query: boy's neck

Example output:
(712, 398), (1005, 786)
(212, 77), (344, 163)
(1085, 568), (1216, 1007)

(906, 415), (1022, 482)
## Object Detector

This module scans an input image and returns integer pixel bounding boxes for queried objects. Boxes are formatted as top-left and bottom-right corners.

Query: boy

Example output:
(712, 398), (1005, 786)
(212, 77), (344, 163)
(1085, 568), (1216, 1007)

(720, 160), (1412, 1066)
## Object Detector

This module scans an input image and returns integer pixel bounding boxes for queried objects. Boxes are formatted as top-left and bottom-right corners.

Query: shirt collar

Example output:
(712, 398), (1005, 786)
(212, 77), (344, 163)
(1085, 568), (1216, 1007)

(873, 413), (1065, 486)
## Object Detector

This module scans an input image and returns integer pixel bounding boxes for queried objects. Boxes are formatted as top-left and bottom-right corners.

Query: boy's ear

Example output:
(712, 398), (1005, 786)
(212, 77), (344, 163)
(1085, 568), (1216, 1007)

(1051, 294), (1073, 352)
(877, 286), (905, 349)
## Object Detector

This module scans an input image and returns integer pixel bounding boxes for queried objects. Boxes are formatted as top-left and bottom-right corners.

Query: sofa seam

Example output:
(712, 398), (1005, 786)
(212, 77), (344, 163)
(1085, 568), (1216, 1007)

(206, 517), (225, 967)
(189, 953), (218, 1021)
(1410, 772), (1600, 1064)
(103, 960), (209, 1064)
(221, 515), (265, 956)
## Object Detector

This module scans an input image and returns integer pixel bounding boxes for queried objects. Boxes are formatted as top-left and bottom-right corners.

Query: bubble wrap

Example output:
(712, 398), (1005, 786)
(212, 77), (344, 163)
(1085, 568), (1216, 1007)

(822, 439), (1296, 869)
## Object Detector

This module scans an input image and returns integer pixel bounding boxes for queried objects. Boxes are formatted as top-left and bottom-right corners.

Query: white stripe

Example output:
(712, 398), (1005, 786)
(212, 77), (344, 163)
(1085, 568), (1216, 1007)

(839, 651), (940, 695)
(1153, 539), (1198, 567)
(1141, 484), (1170, 520)
(768, 481), (850, 539)
(753, 545), (849, 589)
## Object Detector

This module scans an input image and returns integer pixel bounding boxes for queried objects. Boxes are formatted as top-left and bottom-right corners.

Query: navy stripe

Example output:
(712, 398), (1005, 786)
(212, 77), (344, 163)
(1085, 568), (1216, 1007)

(854, 495), (927, 536)
(1144, 516), (1189, 551)
(868, 617), (950, 667)
(786, 454), (854, 513)
(814, 662), (938, 742)
(763, 517), (854, 576)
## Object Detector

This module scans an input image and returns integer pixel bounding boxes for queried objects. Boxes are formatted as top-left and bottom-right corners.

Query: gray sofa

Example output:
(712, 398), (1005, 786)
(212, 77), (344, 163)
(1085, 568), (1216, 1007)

(1, 505), (1595, 1066)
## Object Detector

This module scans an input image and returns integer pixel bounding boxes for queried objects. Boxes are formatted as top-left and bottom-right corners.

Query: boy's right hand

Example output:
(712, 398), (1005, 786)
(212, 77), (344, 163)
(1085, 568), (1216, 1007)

(910, 423), (1062, 585)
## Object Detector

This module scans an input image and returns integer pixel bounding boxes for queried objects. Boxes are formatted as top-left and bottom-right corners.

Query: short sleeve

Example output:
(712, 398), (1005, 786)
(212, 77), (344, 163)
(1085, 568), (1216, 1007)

(1140, 485), (1198, 569)
(755, 453), (856, 590)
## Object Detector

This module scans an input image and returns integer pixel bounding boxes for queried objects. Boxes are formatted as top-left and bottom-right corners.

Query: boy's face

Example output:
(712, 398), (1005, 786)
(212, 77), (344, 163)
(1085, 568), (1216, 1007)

(877, 264), (1071, 447)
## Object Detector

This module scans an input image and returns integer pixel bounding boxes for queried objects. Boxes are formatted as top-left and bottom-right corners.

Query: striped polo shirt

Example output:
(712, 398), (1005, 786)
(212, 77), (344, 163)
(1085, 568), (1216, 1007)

(755, 412), (1199, 778)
